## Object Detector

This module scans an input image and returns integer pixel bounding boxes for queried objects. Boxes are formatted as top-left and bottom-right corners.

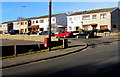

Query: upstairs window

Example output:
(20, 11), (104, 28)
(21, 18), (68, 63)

(52, 18), (55, 21)
(36, 20), (38, 23)
(33, 21), (35, 24)
(82, 15), (90, 20)
(21, 22), (24, 25)
(40, 20), (44, 23)
(46, 19), (48, 22)
(100, 13), (107, 19)
(92, 15), (97, 19)
(69, 18), (72, 21)
(25, 22), (27, 25)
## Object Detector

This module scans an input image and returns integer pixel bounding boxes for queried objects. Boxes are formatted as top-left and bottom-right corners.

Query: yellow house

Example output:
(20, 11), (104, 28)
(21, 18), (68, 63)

(68, 7), (120, 32)
(20, 20), (28, 33)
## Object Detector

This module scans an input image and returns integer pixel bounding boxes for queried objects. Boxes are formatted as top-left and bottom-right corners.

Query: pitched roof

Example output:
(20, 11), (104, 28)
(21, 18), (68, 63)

(69, 7), (118, 16)
(1, 20), (16, 24)
(1, 13), (64, 24)
(20, 17), (38, 21)
(35, 13), (64, 19)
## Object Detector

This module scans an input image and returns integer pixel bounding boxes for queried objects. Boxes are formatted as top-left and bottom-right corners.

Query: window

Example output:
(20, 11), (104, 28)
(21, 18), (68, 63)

(25, 29), (27, 32)
(113, 25), (116, 28)
(3, 25), (5, 27)
(92, 15), (97, 19)
(17, 22), (19, 25)
(36, 20), (38, 23)
(25, 22), (27, 25)
(46, 19), (48, 22)
(74, 17), (79, 20)
(82, 15), (90, 20)
(69, 27), (72, 30)
(69, 18), (72, 21)
(21, 22), (24, 25)
(74, 17), (77, 20)
(40, 20), (44, 23)
(100, 25), (108, 29)
(52, 18), (55, 21)
(100, 13), (107, 19)
(33, 21), (35, 24)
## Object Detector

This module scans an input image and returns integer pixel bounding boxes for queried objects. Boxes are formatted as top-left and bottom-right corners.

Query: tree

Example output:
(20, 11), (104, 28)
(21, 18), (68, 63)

(77, 28), (83, 33)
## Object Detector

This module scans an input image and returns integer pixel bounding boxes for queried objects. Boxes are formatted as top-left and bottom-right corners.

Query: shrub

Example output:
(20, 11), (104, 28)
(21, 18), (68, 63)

(98, 29), (111, 33)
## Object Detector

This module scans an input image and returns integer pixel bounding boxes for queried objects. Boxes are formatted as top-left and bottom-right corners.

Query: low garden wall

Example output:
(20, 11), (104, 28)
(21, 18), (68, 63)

(1, 40), (63, 57)
(97, 33), (120, 37)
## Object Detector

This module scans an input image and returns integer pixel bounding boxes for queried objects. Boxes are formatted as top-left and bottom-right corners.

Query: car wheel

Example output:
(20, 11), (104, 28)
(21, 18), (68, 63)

(86, 35), (89, 39)
(76, 36), (79, 38)
(64, 35), (66, 38)
(55, 36), (58, 38)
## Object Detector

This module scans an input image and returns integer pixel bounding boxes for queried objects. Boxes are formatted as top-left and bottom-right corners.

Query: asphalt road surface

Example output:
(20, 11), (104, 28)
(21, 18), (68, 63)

(2, 39), (120, 77)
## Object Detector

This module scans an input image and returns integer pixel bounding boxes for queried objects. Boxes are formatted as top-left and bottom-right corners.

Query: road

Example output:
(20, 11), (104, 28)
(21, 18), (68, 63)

(2, 38), (120, 77)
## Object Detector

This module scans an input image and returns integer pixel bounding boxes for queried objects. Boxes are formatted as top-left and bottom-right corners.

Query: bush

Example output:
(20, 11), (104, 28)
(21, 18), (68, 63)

(98, 29), (111, 33)
(77, 28), (83, 33)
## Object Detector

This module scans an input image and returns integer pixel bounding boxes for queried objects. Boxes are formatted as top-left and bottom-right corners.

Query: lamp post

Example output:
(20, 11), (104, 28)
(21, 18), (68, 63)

(19, 5), (26, 34)
(20, 6), (26, 19)
(118, 1), (120, 10)
(48, 0), (52, 51)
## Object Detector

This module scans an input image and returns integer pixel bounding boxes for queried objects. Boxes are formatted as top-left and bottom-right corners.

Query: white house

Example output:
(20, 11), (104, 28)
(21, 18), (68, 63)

(13, 21), (19, 30)
(30, 13), (67, 32)
(1, 22), (9, 34)
(67, 14), (82, 31)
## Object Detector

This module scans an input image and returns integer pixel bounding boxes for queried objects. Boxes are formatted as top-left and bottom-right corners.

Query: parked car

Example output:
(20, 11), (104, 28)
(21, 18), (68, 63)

(39, 31), (48, 35)
(8, 30), (19, 35)
(54, 31), (73, 38)
(71, 31), (80, 35)
(37, 31), (54, 36)
(76, 31), (94, 38)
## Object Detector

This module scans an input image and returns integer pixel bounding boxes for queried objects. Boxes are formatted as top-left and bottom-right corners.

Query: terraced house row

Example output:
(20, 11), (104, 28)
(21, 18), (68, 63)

(0, 7), (120, 34)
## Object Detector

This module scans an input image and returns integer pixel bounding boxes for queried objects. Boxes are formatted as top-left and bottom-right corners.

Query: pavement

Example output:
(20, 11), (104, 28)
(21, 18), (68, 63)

(2, 39), (88, 68)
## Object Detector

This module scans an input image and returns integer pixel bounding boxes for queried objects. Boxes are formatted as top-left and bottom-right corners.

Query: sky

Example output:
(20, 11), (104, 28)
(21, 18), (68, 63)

(1, 1), (119, 23)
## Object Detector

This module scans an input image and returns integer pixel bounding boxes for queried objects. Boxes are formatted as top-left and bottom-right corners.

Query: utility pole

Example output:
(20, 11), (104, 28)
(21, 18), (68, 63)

(48, 0), (52, 51)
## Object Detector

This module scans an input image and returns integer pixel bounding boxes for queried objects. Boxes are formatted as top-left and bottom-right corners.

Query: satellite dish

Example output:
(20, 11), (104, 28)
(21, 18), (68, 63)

(118, 1), (120, 10)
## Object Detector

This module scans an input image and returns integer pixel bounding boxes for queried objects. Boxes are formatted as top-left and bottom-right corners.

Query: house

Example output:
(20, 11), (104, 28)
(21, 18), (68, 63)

(67, 7), (120, 32)
(1, 13), (67, 34)
(30, 13), (67, 33)
(0, 23), (8, 34)
(1, 21), (14, 34)
(12, 17), (37, 34)
(67, 13), (83, 31)
(0, 24), (3, 34)
(20, 17), (37, 33)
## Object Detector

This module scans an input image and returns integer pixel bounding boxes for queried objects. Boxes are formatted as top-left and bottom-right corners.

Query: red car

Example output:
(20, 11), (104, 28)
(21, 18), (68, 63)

(55, 31), (73, 38)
